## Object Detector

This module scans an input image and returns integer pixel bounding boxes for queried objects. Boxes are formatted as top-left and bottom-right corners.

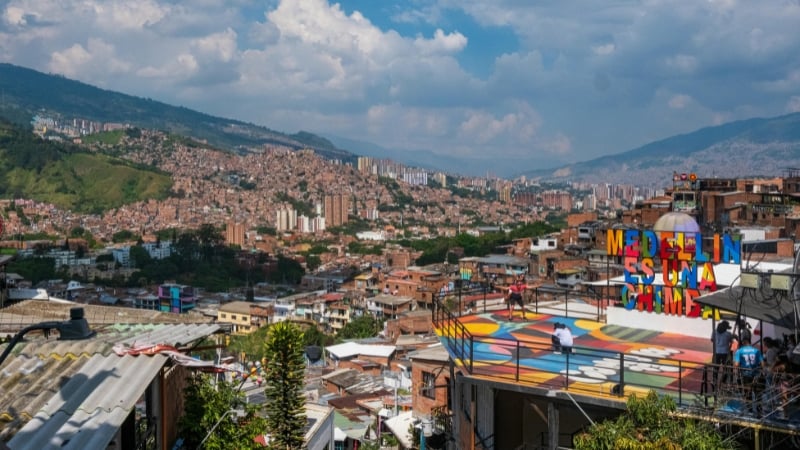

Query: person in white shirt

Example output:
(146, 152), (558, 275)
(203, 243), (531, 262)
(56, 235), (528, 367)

(552, 323), (574, 354)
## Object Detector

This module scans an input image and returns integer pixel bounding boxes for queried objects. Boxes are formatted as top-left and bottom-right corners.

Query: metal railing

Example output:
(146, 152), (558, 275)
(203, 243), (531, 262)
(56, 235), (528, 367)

(430, 285), (796, 421)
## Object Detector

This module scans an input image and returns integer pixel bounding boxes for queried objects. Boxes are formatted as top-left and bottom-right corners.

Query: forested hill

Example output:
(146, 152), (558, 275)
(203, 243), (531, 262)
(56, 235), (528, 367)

(0, 119), (172, 213)
(0, 63), (355, 162)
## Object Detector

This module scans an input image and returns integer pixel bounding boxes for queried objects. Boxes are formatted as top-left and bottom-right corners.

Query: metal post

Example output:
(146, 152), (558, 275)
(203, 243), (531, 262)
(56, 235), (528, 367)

(483, 282), (487, 313)
(678, 360), (683, 405)
(547, 402), (559, 450)
(469, 335), (474, 373)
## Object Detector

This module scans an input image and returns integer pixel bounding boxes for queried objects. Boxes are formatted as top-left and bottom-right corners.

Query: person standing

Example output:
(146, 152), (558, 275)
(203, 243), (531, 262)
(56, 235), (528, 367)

(734, 337), (765, 415)
(737, 319), (752, 345)
(711, 320), (735, 389)
(507, 277), (526, 321)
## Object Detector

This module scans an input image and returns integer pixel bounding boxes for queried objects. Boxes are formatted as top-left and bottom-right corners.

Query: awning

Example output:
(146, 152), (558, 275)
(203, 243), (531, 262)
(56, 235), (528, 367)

(384, 411), (415, 449)
(694, 286), (800, 329)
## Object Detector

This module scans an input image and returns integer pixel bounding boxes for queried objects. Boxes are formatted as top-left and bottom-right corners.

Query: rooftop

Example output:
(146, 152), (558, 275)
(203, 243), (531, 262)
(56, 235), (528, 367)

(434, 303), (800, 433)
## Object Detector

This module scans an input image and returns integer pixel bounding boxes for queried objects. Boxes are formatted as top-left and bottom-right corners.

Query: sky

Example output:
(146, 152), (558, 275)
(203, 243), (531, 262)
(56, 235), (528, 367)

(2, 0), (800, 175)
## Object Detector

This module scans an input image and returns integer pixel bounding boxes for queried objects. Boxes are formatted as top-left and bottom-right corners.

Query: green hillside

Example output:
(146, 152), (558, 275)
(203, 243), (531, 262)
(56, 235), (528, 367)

(0, 63), (354, 162)
(0, 120), (172, 213)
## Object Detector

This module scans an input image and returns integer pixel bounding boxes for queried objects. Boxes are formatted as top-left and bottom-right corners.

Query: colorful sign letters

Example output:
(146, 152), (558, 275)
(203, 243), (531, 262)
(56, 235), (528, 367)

(606, 229), (741, 317)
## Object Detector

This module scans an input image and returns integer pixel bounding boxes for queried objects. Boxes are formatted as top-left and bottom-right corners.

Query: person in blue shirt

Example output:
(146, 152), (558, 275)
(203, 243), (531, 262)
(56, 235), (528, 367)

(733, 337), (765, 416)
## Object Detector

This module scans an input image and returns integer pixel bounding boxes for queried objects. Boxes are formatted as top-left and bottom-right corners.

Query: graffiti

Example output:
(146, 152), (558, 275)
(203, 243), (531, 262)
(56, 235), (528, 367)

(558, 348), (682, 384)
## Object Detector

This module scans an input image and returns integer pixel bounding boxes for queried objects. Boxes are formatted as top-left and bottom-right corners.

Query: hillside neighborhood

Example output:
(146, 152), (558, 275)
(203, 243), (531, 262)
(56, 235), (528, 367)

(4, 166), (800, 448)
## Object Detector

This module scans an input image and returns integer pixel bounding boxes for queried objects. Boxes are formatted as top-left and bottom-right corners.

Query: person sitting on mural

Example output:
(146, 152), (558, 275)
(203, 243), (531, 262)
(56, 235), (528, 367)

(711, 320), (735, 390)
(506, 276), (526, 320)
(734, 337), (765, 416)
(552, 323), (574, 354)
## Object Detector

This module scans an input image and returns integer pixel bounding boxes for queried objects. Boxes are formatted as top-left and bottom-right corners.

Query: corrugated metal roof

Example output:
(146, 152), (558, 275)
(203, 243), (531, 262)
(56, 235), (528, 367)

(8, 353), (167, 450)
(1, 323), (221, 445)
(115, 323), (221, 347)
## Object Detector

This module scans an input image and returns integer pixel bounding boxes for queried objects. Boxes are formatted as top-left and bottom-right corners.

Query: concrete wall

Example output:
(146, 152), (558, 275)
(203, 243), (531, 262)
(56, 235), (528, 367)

(606, 306), (715, 339)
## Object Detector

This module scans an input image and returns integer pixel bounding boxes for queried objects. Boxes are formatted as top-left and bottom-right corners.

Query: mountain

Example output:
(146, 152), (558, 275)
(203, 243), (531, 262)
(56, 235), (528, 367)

(0, 63), (355, 163)
(325, 134), (563, 177)
(526, 113), (800, 186)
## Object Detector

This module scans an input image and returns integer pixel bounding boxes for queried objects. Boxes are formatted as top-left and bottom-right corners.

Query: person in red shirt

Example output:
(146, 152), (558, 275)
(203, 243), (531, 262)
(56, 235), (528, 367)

(507, 276), (527, 321)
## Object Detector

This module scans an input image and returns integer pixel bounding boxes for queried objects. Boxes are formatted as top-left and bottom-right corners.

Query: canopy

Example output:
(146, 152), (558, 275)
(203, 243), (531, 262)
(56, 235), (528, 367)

(694, 286), (800, 329)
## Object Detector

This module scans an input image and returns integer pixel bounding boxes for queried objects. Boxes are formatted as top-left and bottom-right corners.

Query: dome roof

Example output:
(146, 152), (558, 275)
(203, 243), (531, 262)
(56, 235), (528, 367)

(653, 212), (700, 233)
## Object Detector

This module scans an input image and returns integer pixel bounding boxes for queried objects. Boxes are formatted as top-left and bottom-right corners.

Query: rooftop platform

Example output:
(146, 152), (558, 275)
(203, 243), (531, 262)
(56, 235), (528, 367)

(433, 294), (800, 435)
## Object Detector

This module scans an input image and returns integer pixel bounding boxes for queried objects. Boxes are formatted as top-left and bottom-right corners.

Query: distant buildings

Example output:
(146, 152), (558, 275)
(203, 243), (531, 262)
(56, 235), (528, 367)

(324, 194), (350, 228)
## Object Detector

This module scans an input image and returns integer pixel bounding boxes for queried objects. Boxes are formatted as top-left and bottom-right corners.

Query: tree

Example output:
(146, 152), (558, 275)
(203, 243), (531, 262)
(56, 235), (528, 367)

(336, 315), (381, 341)
(178, 373), (267, 450)
(263, 321), (307, 449)
(574, 390), (735, 450)
(129, 245), (153, 268)
(112, 229), (136, 243)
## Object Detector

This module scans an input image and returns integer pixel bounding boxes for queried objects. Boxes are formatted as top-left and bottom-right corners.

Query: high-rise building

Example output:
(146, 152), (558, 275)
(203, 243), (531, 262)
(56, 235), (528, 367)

(275, 208), (297, 231)
(225, 220), (246, 247)
(324, 194), (350, 227)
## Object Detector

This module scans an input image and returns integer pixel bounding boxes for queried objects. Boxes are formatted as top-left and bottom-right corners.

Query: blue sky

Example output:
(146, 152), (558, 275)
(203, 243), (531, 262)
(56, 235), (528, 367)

(2, 0), (800, 176)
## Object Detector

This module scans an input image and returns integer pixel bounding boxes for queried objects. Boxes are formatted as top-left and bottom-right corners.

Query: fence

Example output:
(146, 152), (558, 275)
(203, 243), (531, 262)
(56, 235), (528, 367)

(430, 285), (794, 420)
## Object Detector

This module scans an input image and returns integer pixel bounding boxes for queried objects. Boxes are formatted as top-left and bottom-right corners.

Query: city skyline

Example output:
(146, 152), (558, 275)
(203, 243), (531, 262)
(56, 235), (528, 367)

(2, 0), (800, 175)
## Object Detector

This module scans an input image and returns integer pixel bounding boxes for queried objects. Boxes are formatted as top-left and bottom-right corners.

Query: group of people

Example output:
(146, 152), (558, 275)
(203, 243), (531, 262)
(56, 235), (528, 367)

(711, 319), (797, 418)
(504, 276), (574, 354)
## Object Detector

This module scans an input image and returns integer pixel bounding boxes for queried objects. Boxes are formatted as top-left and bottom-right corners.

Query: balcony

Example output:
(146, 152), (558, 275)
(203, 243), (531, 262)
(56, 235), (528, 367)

(432, 287), (800, 434)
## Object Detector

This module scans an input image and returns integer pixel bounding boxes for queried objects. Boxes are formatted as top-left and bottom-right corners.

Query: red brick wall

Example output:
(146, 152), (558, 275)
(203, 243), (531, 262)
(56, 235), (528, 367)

(567, 212), (598, 227)
(411, 359), (449, 416)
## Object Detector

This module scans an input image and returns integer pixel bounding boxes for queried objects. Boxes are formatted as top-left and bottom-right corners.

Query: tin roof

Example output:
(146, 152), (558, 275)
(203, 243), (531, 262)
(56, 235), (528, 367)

(8, 354), (168, 450)
(0, 323), (221, 446)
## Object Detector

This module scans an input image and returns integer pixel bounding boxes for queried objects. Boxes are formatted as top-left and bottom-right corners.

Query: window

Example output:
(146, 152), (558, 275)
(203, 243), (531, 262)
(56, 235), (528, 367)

(220, 313), (227, 319)
(422, 371), (436, 399)
(231, 315), (237, 320)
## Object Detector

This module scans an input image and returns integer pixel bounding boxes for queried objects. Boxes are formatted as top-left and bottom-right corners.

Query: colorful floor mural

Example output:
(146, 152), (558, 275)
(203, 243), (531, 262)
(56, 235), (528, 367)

(437, 308), (715, 402)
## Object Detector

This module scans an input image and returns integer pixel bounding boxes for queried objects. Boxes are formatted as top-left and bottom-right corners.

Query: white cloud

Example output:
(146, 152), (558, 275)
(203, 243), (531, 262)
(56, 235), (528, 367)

(2, 0), (800, 174)
(668, 94), (692, 109)
(49, 38), (130, 79)
(593, 43), (615, 56)
(4, 6), (27, 26)
(192, 28), (238, 62)
(414, 29), (467, 55)
(663, 54), (697, 74)
(787, 96), (800, 113)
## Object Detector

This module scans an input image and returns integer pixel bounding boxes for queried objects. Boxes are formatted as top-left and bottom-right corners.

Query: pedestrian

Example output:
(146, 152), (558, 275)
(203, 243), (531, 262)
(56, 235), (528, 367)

(764, 337), (781, 368)
(507, 276), (526, 321)
(711, 320), (735, 389)
(734, 337), (765, 416)
(737, 319), (752, 345)
(552, 323), (574, 354)
(770, 355), (791, 419)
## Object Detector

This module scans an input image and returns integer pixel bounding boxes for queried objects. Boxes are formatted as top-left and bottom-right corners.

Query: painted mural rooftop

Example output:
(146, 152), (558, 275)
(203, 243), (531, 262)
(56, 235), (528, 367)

(435, 305), (800, 429)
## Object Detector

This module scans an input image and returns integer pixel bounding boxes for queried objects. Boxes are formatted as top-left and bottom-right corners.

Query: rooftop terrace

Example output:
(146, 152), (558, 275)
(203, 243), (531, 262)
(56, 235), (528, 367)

(433, 287), (800, 439)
